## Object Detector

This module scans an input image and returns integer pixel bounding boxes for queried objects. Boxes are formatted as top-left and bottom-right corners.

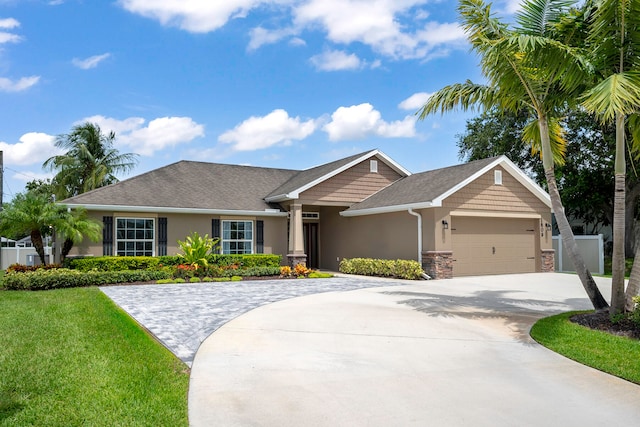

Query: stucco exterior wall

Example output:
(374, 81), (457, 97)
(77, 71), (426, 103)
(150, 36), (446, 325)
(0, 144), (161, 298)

(299, 156), (402, 205)
(319, 206), (418, 271)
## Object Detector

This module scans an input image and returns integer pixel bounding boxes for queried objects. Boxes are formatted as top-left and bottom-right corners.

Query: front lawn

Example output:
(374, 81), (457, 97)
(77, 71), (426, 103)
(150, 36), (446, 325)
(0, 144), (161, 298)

(0, 287), (189, 426)
(530, 311), (640, 384)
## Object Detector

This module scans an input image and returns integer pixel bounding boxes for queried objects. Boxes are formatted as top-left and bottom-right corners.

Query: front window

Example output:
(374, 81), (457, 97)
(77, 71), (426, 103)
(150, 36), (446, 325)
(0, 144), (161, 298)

(116, 218), (155, 256)
(222, 220), (253, 254)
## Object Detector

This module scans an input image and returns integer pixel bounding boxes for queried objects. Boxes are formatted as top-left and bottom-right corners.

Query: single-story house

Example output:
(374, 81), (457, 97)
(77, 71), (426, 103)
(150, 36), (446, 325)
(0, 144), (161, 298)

(62, 149), (554, 279)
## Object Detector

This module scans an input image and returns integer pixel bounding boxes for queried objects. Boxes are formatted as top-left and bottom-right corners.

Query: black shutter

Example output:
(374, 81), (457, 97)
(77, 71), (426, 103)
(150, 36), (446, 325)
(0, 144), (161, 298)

(212, 219), (221, 254)
(256, 220), (264, 254)
(103, 216), (113, 256)
(158, 217), (167, 256)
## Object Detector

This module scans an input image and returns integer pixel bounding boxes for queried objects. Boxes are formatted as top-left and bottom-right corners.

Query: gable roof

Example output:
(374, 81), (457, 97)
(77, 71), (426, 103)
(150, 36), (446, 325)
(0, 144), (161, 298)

(341, 155), (551, 216)
(265, 149), (410, 202)
(62, 160), (298, 215)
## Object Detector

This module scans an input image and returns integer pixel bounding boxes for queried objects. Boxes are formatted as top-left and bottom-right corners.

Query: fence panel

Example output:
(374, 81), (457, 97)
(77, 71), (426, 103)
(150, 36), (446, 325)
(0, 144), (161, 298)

(1, 246), (53, 270)
(552, 235), (604, 275)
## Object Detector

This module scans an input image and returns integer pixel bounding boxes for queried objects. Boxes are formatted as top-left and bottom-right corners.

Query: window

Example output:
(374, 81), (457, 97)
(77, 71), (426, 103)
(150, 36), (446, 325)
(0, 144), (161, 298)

(370, 159), (378, 173)
(116, 218), (155, 256)
(222, 220), (253, 254)
(494, 170), (503, 185)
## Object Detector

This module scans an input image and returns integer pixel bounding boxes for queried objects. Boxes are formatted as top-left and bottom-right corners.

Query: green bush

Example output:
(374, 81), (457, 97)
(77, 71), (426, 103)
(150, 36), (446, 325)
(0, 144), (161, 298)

(159, 254), (281, 268)
(339, 258), (423, 280)
(189, 277), (201, 283)
(2, 269), (171, 291)
(177, 232), (219, 268)
(64, 256), (160, 272)
(222, 266), (280, 277)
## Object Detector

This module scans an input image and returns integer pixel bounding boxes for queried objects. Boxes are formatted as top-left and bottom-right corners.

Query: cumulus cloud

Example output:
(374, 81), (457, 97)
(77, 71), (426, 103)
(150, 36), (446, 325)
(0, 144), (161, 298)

(398, 92), (432, 111)
(0, 76), (40, 92)
(82, 115), (205, 156)
(309, 49), (362, 71)
(248, 26), (297, 51)
(0, 132), (59, 166)
(118, 0), (263, 33)
(72, 53), (111, 70)
(0, 18), (21, 44)
(219, 109), (317, 151)
(323, 103), (416, 141)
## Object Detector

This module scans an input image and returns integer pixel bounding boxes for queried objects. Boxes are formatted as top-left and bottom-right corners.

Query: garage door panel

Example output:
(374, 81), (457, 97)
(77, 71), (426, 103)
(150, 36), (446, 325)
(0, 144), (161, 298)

(451, 217), (537, 276)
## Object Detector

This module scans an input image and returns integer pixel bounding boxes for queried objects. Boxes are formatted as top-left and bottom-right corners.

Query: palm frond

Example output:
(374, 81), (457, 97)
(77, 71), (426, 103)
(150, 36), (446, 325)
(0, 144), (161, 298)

(582, 71), (640, 121)
(417, 81), (499, 119)
(522, 116), (567, 164)
(516, 0), (575, 36)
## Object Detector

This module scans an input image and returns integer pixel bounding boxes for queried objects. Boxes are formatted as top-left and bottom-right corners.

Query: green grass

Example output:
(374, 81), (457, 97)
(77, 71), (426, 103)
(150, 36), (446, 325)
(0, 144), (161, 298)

(603, 257), (634, 277)
(0, 287), (189, 426)
(531, 311), (640, 384)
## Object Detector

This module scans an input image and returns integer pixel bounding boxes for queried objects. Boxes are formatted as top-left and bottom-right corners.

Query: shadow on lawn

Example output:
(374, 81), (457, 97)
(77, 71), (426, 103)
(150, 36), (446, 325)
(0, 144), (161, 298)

(380, 289), (583, 344)
(0, 390), (25, 422)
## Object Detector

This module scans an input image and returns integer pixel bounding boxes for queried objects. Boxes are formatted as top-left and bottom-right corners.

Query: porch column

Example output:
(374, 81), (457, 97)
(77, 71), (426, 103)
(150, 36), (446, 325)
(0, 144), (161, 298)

(287, 203), (307, 266)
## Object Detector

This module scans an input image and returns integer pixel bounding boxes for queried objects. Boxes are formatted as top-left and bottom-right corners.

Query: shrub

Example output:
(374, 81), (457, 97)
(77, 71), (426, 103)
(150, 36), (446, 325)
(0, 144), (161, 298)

(339, 258), (423, 280)
(177, 232), (219, 269)
(189, 277), (201, 283)
(224, 266), (280, 277)
(64, 256), (160, 272)
(2, 269), (171, 291)
(6, 263), (62, 273)
(280, 265), (292, 277)
(294, 263), (311, 277)
(308, 271), (333, 278)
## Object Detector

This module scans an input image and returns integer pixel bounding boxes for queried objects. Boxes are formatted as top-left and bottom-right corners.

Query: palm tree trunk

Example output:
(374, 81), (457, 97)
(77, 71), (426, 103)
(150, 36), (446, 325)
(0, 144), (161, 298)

(625, 244), (640, 311)
(61, 237), (74, 263)
(30, 230), (48, 266)
(539, 115), (609, 310)
(611, 113), (627, 314)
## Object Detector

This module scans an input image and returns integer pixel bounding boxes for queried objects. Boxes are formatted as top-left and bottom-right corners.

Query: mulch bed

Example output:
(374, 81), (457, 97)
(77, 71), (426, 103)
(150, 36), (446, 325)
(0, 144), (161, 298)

(570, 310), (640, 340)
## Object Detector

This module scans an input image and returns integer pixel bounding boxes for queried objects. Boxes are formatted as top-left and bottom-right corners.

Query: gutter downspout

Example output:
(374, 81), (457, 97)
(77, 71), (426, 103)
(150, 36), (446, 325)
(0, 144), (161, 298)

(408, 208), (431, 280)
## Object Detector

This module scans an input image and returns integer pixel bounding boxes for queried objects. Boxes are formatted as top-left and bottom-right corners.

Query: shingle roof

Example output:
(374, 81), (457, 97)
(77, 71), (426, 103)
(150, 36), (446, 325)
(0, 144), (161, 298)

(345, 156), (501, 212)
(62, 160), (298, 211)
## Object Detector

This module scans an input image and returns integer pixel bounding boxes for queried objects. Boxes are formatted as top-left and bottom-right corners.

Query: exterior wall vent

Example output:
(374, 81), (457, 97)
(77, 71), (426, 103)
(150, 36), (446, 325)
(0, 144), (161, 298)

(370, 159), (378, 173)
(494, 169), (503, 185)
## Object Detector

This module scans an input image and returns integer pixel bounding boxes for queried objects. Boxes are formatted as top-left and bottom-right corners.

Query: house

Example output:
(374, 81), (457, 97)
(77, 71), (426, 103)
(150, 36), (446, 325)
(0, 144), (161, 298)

(62, 149), (554, 279)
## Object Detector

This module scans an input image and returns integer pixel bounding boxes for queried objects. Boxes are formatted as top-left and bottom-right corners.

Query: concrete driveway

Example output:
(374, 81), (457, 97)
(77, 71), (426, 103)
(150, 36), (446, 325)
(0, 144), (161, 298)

(187, 273), (640, 426)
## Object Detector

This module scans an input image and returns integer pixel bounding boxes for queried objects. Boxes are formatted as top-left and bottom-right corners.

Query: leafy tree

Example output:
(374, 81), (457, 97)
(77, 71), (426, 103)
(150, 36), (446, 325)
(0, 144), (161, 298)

(419, 0), (608, 309)
(580, 0), (640, 313)
(43, 122), (138, 199)
(55, 208), (102, 263)
(0, 192), (64, 265)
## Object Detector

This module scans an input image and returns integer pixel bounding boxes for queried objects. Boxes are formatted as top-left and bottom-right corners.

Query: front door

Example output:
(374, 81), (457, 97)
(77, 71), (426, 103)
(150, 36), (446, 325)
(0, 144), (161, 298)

(303, 223), (319, 268)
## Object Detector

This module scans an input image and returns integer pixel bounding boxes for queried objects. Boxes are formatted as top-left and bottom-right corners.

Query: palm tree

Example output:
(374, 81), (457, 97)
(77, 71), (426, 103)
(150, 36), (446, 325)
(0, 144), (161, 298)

(56, 208), (102, 263)
(0, 192), (66, 265)
(581, 0), (640, 313)
(44, 122), (138, 199)
(419, 0), (609, 309)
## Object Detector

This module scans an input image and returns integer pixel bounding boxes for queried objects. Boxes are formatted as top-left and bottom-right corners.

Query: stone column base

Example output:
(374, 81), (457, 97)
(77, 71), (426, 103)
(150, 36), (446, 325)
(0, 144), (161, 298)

(423, 251), (453, 279)
(541, 249), (555, 272)
(287, 254), (307, 268)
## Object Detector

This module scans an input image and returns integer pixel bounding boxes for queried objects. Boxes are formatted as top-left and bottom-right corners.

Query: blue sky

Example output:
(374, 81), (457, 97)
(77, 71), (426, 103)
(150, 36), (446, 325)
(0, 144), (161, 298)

(0, 0), (520, 200)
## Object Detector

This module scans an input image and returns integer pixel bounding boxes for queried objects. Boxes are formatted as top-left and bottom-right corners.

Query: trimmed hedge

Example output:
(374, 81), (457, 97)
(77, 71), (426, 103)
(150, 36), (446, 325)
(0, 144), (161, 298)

(64, 256), (160, 272)
(339, 258), (424, 280)
(2, 269), (171, 291)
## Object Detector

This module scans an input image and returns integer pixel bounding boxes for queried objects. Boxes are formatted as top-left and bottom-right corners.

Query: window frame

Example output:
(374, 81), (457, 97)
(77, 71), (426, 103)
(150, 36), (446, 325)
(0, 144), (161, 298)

(115, 217), (156, 257)
(221, 220), (254, 254)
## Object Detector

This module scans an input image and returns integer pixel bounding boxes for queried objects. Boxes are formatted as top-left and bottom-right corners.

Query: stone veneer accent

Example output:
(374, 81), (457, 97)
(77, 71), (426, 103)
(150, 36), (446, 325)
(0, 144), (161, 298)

(287, 254), (308, 268)
(423, 251), (453, 279)
(541, 249), (555, 273)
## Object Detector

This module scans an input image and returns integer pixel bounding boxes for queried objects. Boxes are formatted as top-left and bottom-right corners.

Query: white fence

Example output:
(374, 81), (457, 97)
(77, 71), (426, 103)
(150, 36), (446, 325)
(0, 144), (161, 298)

(1, 246), (53, 270)
(552, 235), (604, 275)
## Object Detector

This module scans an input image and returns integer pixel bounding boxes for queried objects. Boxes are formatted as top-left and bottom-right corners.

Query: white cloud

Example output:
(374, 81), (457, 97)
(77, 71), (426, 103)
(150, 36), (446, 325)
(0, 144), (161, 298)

(309, 49), (362, 71)
(0, 18), (21, 44)
(323, 103), (416, 141)
(0, 18), (19, 29)
(0, 132), (59, 166)
(118, 0), (264, 33)
(82, 115), (205, 156)
(398, 92), (432, 111)
(219, 109), (317, 151)
(72, 53), (111, 70)
(0, 76), (40, 92)
(0, 32), (20, 44)
(12, 170), (54, 183)
(248, 26), (296, 51)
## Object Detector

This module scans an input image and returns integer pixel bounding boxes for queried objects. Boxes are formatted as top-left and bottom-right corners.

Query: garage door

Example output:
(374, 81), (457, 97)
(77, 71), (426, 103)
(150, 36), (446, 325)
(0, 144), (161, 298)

(451, 217), (537, 276)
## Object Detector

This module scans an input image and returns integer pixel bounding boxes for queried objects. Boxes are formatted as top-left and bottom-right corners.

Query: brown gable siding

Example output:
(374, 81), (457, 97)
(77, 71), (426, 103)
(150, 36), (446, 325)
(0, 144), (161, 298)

(299, 157), (402, 204)
(443, 166), (548, 213)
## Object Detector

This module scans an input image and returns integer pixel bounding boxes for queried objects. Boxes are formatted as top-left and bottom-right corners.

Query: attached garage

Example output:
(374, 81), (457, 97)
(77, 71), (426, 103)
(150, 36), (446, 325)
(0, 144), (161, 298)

(451, 216), (539, 276)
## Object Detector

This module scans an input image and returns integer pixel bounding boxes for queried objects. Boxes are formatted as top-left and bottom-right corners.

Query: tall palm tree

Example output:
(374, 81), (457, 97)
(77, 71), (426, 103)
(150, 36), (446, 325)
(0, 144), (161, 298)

(44, 122), (138, 199)
(419, 0), (609, 309)
(0, 192), (66, 265)
(581, 0), (640, 313)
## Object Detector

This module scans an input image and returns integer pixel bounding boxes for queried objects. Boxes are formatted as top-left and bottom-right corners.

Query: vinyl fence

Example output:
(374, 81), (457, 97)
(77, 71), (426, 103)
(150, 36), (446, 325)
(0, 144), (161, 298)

(1, 246), (52, 270)
(552, 234), (604, 275)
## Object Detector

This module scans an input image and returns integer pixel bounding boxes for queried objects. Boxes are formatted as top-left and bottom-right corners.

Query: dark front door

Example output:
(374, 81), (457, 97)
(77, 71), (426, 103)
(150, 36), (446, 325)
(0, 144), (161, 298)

(303, 223), (319, 268)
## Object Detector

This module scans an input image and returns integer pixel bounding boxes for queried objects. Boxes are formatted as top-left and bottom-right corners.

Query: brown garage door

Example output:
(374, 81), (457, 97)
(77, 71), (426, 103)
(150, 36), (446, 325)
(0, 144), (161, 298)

(451, 217), (537, 276)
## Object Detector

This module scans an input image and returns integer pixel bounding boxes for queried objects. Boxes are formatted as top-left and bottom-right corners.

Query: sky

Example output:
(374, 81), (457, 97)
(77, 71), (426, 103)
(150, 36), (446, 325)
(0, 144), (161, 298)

(0, 0), (521, 201)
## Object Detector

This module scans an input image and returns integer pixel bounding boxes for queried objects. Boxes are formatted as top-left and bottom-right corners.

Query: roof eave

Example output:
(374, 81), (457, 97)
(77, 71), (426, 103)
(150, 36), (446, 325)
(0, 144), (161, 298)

(63, 203), (289, 217)
(340, 201), (436, 217)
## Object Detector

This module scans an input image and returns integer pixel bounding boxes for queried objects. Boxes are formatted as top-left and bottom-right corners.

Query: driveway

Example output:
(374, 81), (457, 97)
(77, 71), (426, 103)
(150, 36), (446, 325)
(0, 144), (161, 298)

(184, 273), (640, 426)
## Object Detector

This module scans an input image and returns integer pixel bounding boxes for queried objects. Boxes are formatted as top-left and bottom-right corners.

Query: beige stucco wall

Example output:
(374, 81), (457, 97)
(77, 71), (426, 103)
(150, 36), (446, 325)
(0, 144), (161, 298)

(69, 211), (288, 262)
(319, 206), (418, 271)
(299, 156), (402, 205)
